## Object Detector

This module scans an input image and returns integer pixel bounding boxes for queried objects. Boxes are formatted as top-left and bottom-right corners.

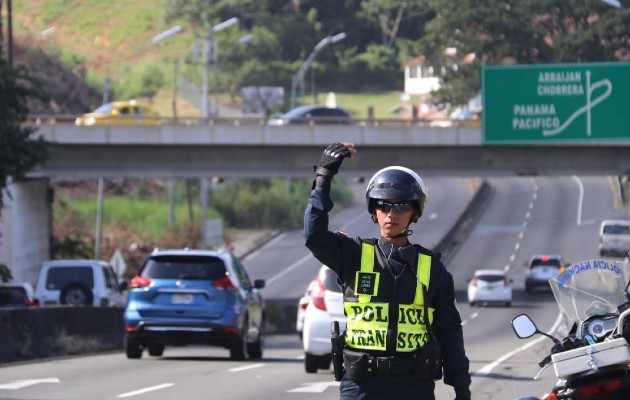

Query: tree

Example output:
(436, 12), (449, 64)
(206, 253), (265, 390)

(0, 58), (50, 217)
(359, 0), (430, 48)
(419, 0), (630, 107)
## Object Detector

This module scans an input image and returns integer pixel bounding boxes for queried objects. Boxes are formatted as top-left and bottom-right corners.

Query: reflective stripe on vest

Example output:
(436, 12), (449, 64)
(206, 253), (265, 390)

(344, 242), (434, 352)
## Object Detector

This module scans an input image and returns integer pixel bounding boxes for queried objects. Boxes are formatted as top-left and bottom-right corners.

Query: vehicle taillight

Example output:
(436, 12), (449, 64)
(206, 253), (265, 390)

(24, 298), (39, 307)
(577, 379), (622, 397)
(503, 279), (509, 287)
(130, 275), (151, 288)
(125, 324), (138, 331)
(213, 276), (237, 290)
(470, 279), (478, 287)
(311, 278), (327, 311)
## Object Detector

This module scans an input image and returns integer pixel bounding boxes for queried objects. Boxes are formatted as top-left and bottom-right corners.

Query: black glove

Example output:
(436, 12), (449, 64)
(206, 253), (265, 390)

(314, 143), (352, 177)
(454, 388), (471, 400)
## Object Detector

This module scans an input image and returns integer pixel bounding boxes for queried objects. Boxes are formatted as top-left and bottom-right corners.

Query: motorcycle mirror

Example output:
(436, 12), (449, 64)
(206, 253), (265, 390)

(512, 314), (538, 338)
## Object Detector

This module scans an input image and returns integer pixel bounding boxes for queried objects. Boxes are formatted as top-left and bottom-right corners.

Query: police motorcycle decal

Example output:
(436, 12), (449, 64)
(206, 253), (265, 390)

(344, 242), (434, 352)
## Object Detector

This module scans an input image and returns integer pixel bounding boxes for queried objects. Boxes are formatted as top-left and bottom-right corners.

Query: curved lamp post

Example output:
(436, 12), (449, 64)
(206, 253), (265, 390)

(201, 17), (239, 118)
(290, 32), (346, 109)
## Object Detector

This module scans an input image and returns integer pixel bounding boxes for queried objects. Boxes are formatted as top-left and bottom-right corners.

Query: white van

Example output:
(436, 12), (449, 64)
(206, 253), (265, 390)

(599, 219), (630, 258)
(35, 260), (126, 307)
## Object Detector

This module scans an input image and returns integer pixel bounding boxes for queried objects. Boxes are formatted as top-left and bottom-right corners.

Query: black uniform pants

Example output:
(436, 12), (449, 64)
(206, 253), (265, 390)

(339, 373), (436, 400)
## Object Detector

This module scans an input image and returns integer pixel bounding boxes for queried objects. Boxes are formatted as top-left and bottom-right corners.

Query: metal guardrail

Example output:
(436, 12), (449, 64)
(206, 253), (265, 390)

(24, 114), (480, 129)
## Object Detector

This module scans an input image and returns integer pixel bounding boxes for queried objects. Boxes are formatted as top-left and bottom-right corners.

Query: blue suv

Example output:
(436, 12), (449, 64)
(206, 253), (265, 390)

(124, 248), (266, 360)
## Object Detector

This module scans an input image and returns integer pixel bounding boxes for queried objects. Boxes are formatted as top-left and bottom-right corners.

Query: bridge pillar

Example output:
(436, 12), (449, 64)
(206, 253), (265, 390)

(0, 178), (52, 284)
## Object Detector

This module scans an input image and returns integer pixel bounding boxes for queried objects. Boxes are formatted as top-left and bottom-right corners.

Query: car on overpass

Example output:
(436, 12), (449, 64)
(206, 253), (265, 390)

(267, 105), (352, 126)
(75, 100), (159, 126)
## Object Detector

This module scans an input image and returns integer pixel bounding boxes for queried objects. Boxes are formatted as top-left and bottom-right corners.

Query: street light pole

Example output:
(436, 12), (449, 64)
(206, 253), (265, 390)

(103, 25), (183, 106)
(201, 18), (238, 119)
(210, 17), (238, 118)
(290, 32), (346, 109)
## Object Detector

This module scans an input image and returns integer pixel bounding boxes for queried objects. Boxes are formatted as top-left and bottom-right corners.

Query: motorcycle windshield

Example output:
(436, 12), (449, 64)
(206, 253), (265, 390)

(549, 258), (630, 331)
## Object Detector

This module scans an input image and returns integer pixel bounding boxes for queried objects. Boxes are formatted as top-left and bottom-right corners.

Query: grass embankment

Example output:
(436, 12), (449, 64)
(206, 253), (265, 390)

(52, 178), (353, 273)
(14, 3), (409, 119)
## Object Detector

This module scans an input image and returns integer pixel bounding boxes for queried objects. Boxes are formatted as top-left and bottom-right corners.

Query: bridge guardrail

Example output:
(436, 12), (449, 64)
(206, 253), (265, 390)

(24, 114), (478, 129)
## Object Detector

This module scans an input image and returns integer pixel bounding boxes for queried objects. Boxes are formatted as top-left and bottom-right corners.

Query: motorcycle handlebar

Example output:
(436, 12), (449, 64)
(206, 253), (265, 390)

(538, 342), (565, 367)
(538, 354), (552, 368)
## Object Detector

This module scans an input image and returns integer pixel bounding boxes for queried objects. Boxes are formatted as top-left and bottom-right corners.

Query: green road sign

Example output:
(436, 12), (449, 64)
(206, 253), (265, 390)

(483, 62), (630, 144)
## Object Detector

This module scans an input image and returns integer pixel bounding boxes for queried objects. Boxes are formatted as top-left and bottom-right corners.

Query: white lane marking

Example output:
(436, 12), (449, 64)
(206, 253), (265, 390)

(428, 212), (438, 220)
(0, 378), (60, 390)
(474, 312), (563, 377)
(572, 175), (585, 226)
(475, 336), (548, 377)
(117, 383), (174, 398)
(229, 363), (265, 372)
(243, 233), (286, 260)
(264, 211), (364, 285)
(287, 381), (340, 393)
(266, 253), (313, 285)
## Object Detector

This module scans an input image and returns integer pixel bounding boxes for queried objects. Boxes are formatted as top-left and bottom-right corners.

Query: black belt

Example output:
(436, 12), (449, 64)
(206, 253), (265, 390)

(365, 354), (418, 376)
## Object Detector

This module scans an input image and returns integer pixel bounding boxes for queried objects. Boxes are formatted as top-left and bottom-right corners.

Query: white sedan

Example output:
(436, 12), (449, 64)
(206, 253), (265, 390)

(467, 269), (512, 307)
(301, 265), (346, 373)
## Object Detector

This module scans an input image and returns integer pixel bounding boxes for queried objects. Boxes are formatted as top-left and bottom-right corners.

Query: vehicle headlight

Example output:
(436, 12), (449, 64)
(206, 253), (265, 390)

(85, 117), (96, 126)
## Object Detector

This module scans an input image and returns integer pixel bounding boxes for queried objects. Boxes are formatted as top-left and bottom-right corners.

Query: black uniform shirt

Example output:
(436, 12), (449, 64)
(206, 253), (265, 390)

(303, 185), (472, 391)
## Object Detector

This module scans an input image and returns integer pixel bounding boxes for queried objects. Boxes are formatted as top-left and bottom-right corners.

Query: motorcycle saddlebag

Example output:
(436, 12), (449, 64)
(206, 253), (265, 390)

(551, 337), (630, 379)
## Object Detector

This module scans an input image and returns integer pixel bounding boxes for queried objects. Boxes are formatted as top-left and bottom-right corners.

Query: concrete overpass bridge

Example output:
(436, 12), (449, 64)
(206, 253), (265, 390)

(27, 118), (630, 178)
(3, 117), (629, 283)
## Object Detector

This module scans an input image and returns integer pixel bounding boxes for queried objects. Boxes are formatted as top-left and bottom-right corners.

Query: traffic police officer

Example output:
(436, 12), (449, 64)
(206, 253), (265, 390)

(304, 142), (471, 400)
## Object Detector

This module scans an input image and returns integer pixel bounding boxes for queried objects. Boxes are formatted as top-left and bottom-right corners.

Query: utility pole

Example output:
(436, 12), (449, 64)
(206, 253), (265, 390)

(0, 1), (3, 58)
(6, 0), (11, 67)
(95, 178), (104, 260)
(172, 59), (179, 122)
(1, 0), (14, 67)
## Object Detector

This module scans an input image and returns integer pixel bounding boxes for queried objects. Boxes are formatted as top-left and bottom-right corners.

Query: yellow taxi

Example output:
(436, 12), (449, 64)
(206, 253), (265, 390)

(75, 100), (160, 126)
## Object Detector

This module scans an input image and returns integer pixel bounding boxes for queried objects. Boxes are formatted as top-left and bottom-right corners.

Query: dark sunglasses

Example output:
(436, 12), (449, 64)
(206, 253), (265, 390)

(374, 200), (413, 213)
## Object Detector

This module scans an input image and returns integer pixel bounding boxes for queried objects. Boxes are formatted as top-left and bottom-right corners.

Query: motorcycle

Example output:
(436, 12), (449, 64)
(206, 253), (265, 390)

(511, 258), (630, 400)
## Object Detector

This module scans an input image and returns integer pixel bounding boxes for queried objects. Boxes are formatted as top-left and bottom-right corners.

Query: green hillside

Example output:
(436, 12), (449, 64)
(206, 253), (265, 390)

(11, 1), (406, 118)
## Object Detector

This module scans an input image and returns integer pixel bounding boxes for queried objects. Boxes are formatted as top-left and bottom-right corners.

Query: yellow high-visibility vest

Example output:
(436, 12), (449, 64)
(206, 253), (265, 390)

(344, 242), (434, 352)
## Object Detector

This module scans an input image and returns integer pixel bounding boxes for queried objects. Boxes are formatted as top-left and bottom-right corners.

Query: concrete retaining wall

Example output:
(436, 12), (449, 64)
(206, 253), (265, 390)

(0, 307), (124, 363)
